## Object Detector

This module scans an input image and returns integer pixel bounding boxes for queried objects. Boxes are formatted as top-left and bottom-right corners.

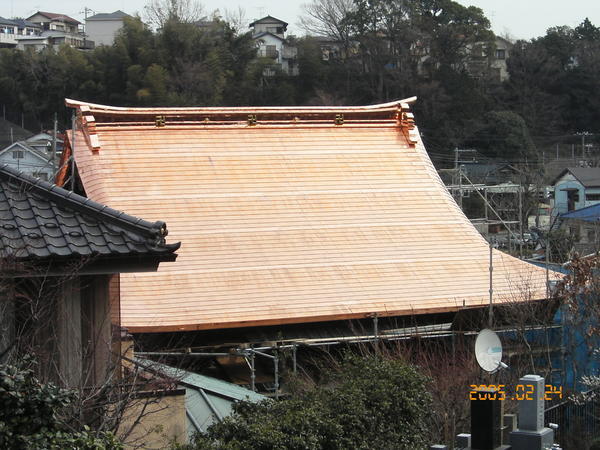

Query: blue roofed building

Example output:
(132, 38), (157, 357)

(556, 202), (600, 256)
(135, 358), (266, 439)
(552, 167), (600, 217)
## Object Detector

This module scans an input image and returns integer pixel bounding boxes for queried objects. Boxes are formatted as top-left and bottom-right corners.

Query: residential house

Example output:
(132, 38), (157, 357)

(12, 18), (42, 37)
(0, 17), (18, 47)
(60, 97), (557, 358)
(132, 357), (265, 442)
(85, 10), (130, 46)
(551, 167), (600, 216)
(0, 141), (55, 181)
(460, 161), (520, 185)
(250, 15), (298, 75)
(25, 131), (65, 156)
(490, 36), (512, 82)
(23, 11), (92, 50)
(0, 163), (179, 388)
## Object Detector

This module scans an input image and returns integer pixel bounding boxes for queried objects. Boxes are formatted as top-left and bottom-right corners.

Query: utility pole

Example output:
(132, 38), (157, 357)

(577, 131), (592, 162)
(519, 183), (523, 258)
(80, 7), (94, 45)
(453, 148), (477, 211)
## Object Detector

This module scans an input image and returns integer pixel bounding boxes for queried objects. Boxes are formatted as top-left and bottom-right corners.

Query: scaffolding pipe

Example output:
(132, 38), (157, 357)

(373, 314), (379, 340)
(137, 352), (231, 357)
(250, 352), (256, 392)
(274, 353), (279, 400)
(489, 240), (494, 328)
(292, 345), (297, 374)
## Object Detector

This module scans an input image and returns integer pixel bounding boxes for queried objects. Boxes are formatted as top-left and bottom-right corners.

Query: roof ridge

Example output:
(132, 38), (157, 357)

(0, 163), (176, 248)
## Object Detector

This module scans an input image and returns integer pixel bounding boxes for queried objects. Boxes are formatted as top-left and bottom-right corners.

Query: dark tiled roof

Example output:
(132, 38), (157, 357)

(0, 16), (18, 26)
(11, 18), (42, 29)
(0, 164), (180, 260)
(553, 167), (600, 187)
(87, 10), (130, 21)
(249, 15), (288, 27)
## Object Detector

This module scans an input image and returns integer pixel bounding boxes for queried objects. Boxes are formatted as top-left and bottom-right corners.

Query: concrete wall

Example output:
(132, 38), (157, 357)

(86, 20), (124, 46)
(119, 390), (187, 449)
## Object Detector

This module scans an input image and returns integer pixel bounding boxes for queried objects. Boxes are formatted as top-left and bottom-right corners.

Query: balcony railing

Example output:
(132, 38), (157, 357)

(0, 33), (17, 45)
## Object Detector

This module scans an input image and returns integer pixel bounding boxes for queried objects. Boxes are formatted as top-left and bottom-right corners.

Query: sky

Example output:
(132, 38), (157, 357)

(2, 0), (600, 41)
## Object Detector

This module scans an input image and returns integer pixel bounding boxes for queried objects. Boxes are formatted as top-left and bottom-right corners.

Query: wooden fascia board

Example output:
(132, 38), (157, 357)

(125, 301), (547, 333)
(1, 254), (176, 278)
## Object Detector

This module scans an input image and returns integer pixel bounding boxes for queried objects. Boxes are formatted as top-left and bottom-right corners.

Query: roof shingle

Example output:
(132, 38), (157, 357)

(64, 98), (557, 332)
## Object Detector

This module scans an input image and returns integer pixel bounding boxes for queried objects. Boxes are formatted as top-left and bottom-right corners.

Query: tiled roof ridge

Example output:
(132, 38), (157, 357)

(65, 98), (420, 146)
(66, 97), (416, 114)
(0, 163), (177, 249)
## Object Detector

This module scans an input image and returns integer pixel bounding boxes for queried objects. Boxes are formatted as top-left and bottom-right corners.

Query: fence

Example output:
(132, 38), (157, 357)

(545, 390), (600, 447)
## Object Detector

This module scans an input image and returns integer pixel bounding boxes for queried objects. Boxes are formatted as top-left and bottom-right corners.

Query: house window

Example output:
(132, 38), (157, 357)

(265, 45), (277, 58)
(496, 49), (506, 59)
(588, 229), (596, 243)
(586, 193), (600, 201)
(12, 150), (24, 159)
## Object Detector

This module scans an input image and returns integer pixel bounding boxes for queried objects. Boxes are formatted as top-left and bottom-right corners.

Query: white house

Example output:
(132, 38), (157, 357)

(26, 132), (64, 157)
(0, 142), (55, 181)
(0, 17), (18, 47)
(249, 16), (298, 76)
(85, 10), (130, 46)
(23, 11), (91, 50)
(16, 35), (50, 51)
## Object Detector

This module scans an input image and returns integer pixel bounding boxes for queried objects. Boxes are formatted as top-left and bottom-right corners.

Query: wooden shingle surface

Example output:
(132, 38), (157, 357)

(65, 99), (556, 332)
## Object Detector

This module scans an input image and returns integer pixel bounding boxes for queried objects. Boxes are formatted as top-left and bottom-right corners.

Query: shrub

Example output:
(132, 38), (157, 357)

(183, 354), (432, 450)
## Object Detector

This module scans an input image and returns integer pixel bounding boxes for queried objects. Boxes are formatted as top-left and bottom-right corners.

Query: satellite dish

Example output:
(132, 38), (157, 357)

(475, 329), (504, 372)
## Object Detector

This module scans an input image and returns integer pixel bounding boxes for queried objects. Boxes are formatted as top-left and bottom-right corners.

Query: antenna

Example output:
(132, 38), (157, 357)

(475, 329), (506, 373)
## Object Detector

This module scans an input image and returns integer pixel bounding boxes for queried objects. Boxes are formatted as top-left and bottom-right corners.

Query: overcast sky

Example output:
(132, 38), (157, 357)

(2, 0), (600, 41)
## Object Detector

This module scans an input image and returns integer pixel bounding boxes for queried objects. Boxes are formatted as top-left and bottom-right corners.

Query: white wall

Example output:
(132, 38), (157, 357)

(86, 19), (124, 46)
(0, 145), (54, 180)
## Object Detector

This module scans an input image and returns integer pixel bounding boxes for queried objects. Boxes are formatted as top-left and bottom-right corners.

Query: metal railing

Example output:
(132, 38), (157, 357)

(545, 389), (600, 446)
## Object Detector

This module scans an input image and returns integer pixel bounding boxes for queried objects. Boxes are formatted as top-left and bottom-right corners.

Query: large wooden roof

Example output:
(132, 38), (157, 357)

(63, 98), (555, 332)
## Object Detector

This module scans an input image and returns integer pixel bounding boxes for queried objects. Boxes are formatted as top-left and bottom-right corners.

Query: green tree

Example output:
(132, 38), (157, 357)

(466, 110), (537, 160)
(183, 355), (432, 450)
(0, 357), (122, 449)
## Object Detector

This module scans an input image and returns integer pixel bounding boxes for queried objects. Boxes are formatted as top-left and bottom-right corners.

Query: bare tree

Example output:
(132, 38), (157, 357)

(224, 6), (247, 35)
(299, 0), (355, 42)
(144, 0), (205, 28)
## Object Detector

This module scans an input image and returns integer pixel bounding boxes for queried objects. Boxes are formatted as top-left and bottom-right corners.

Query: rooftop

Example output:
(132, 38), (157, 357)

(553, 167), (600, 187)
(63, 98), (556, 332)
(0, 163), (179, 268)
(87, 10), (131, 21)
(28, 11), (81, 25)
(249, 15), (288, 28)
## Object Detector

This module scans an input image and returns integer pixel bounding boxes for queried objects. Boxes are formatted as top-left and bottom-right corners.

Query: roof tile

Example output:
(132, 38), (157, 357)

(0, 164), (179, 262)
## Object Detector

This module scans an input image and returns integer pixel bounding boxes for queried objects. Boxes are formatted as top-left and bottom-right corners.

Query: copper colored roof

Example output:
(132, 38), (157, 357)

(64, 98), (557, 332)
